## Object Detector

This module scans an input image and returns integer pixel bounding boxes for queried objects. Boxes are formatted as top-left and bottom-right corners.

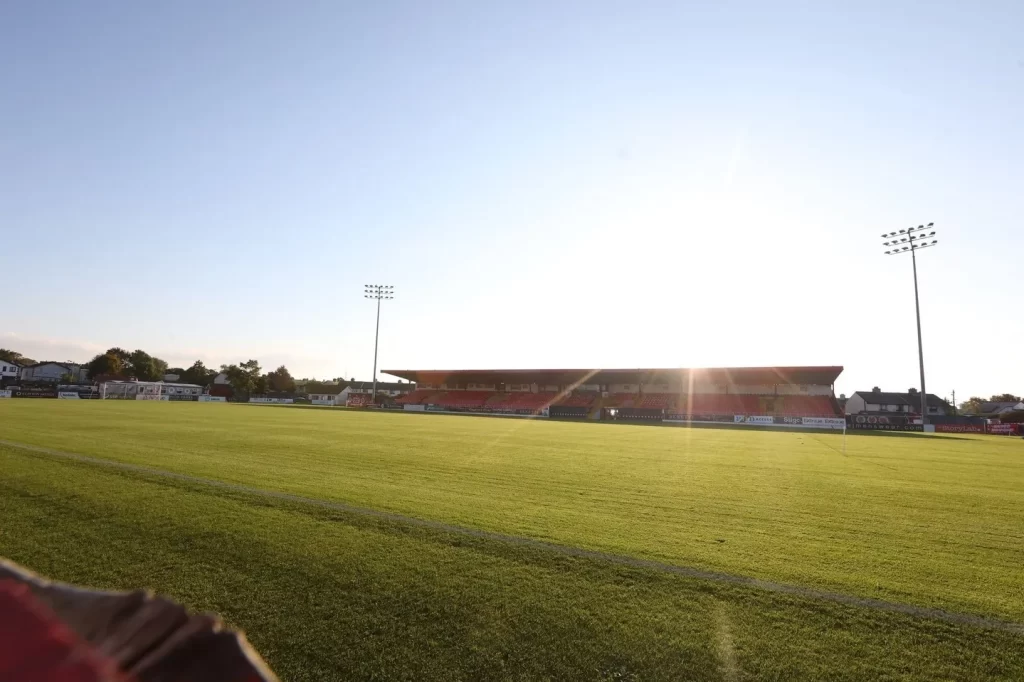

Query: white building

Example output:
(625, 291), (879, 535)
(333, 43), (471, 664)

(1, 360), (20, 382)
(307, 385), (344, 405)
(343, 381), (413, 399)
(19, 362), (88, 384)
(844, 388), (949, 417)
(306, 380), (414, 405)
(101, 381), (204, 400)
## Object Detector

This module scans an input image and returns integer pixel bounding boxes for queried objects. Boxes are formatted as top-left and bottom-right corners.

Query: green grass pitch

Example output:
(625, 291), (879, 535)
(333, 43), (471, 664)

(1, 400), (1022, 680)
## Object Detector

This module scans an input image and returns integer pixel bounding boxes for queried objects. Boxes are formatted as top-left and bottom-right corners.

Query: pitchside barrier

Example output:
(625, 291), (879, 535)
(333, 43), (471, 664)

(662, 414), (847, 430)
(417, 405), (552, 418)
(934, 424), (986, 433)
(848, 414), (923, 432)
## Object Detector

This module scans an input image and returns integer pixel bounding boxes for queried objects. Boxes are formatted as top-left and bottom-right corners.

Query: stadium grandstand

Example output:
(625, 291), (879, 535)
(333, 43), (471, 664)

(384, 367), (845, 427)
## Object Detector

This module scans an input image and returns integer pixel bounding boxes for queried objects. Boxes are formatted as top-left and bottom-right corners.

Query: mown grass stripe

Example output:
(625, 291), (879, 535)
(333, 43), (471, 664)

(2, 438), (1020, 636)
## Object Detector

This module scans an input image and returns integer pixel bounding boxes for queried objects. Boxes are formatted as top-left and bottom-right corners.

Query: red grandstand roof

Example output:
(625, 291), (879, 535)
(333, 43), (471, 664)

(383, 366), (843, 386)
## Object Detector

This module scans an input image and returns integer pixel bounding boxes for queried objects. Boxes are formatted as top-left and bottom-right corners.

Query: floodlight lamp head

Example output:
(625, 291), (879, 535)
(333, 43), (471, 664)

(899, 229), (906, 233)
(926, 222), (934, 227)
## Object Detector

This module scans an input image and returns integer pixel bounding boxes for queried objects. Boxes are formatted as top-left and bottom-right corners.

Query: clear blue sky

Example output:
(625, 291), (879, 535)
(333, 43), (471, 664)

(2, 1), (1022, 400)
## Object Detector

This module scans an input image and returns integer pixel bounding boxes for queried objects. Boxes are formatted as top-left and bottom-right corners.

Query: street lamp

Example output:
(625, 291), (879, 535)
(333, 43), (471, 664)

(882, 223), (938, 424)
(363, 284), (394, 402)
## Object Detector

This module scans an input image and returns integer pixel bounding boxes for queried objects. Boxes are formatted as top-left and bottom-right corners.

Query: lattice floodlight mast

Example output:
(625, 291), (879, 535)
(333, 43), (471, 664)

(882, 223), (938, 424)
(364, 285), (394, 402)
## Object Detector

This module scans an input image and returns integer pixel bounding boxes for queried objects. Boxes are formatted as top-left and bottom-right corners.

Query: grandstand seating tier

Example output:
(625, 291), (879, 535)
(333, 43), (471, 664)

(604, 393), (637, 408)
(776, 395), (839, 417)
(635, 393), (677, 410)
(395, 389), (442, 405)
(554, 392), (598, 408)
(393, 387), (840, 417)
(428, 391), (494, 408)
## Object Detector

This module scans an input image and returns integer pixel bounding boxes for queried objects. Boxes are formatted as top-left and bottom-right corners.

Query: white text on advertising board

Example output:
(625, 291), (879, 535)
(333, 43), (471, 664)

(801, 417), (846, 429)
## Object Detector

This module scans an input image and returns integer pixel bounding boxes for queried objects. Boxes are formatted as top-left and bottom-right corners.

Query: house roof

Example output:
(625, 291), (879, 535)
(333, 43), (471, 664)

(384, 366), (844, 387)
(979, 401), (1024, 413)
(852, 390), (948, 408)
(25, 361), (77, 370)
(304, 382), (347, 395)
(305, 380), (412, 395)
(347, 381), (412, 392)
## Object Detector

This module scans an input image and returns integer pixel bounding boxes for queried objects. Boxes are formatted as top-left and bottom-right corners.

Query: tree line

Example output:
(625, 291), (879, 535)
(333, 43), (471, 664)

(217, 360), (296, 397)
(959, 394), (1022, 414)
(0, 349), (36, 367)
(0, 347), (296, 399)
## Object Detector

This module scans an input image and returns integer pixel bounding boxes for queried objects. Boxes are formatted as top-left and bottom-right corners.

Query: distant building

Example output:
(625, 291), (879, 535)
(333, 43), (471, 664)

(306, 383), (345, 405)
(19, 362), (88, 384)
(1, 360), (20, 383)
(100, 381), (203, 400)
(975, 401), (1024, 417)
(844, 388), (949, 417)
(306, 380), (414, 405)
(344, 381), (413, 399)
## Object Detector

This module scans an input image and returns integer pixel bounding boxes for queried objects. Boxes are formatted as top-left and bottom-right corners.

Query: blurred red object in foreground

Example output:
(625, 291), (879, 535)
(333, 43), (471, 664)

(0, 560), (277, 682)
(0, 580), (126, 682)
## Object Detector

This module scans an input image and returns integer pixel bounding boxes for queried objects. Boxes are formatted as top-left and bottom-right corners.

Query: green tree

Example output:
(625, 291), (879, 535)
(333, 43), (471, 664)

(254, 375), (270, 395)
(86, 352), (125, 378)
(128, 350), (162, 381)
(107, 348), (132, 365)
(958, 397), (983, 414)
(0, 349), (34, 366)
(960, 395), (1022, 414)
(266, 365), (296, 393)
(181, 360), (216, 387)
(220, 360), (262, 399)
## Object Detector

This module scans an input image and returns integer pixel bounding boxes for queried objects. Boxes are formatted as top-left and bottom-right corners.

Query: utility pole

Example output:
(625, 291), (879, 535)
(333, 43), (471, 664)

(882, 223), (938, 425)
(363, 284), (394, 403)
(951, 389), (956, 417)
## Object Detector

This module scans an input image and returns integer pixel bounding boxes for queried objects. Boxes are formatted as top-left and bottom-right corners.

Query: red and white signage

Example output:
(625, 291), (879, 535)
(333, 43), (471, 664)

(935, 424), (985, 433)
